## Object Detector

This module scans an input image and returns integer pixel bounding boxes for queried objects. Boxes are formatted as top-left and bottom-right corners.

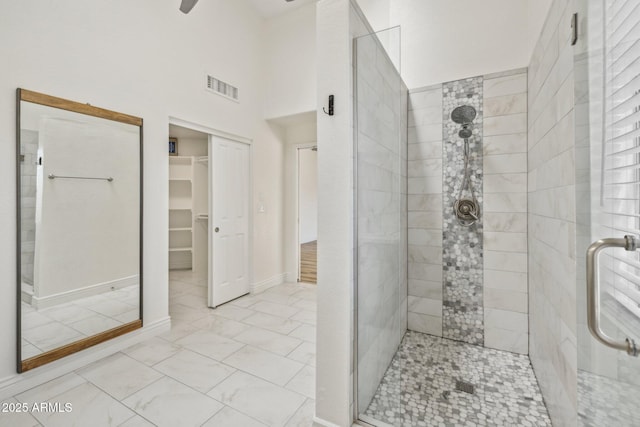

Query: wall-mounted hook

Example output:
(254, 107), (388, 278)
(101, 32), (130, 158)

(323, 95), (334, 116)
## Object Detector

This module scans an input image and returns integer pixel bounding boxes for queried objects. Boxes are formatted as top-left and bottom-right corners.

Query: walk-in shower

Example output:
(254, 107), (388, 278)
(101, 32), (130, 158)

(353, 26), (551, 426)
(450, 105), (480, 227)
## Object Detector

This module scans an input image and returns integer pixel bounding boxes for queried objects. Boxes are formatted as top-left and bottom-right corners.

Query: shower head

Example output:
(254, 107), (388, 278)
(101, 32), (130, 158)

(451, 105), (477, 125)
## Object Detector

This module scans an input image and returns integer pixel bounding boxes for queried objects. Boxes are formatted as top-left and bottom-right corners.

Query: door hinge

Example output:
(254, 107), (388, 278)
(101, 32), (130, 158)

(571, 13), (578, 46)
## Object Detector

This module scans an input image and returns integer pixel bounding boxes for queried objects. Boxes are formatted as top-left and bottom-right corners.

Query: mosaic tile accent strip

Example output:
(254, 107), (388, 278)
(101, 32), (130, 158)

(578, 369), (640, 426)
(442, 77), (484, 345)
(363, 331), (551, 426)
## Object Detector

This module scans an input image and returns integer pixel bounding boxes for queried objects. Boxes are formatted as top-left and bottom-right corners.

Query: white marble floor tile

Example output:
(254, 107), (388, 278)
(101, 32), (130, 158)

(250, 301), (301, 319)
(175, 330), (244, 361)
(154, 349), (236, 393)
(77, 353), (163, 400)
(21, 342), (41, 359)
(291, 299), (316, 312)
(114, 309), (140, 324)
(264, 283), (305, 296)
(208, 372), (306, 427)
(243, 312), (302, 335)
(157, 320), (198, 341)
(40, 304), (96, 324)
(190, 315), (250, 338)
(0, 398), (40, 427)
(286, 342), (316, 366)
(290, 309), (316, 325)
(210, 304), (255, 321)
(285, 365), (315, 399)
(21, 310), (55, 331)
(288, 324), (316, 343)
(123, 377), (223, 427)
(201, 405), (266, 427)
(284, 398), (316, 427)
(31, 382), (134, 427)
(229, 294), (261, 308)
(169, 303), (210, 323)
(290, 290), (316, 301)
(85, 299), (137, 318)
(69, 313), (121, 336)
(171, 293), (208, 309)
(234, 327), (302, 356)
(118, 415), (155, 427)
(122, 337), (181, 366)
(254, 292), (301, 306)
(223, 346), (304, 386)
(16, 373), (86, 404)
(22, 322), (84, 352)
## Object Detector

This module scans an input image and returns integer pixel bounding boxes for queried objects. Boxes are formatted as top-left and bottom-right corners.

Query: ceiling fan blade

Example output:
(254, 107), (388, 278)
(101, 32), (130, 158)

(179, 0), (199, 14)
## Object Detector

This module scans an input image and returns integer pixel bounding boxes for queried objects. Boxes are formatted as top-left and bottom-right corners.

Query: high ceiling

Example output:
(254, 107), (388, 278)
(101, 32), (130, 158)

(246, 0), (316, 18)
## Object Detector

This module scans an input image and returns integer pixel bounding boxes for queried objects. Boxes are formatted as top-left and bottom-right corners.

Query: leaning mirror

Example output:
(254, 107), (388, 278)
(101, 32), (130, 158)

(17, 89), (143, 372)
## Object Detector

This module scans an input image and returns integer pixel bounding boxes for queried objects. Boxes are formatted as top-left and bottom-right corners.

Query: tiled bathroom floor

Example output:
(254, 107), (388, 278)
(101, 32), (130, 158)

(4, 271), (316, 427)
(363, 331), (552, 427)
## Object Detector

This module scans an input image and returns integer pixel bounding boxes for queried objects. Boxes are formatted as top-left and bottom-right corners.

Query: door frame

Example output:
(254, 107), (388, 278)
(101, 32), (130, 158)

(167, 117), (253, 304)
(292, 142), (317, 282)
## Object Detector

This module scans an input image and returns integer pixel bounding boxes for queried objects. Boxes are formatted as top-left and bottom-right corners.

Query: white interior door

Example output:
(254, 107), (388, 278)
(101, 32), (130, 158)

(208, 136), (250, 307)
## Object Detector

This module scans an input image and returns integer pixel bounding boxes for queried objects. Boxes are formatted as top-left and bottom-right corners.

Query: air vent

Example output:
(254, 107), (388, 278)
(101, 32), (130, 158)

(206, 75), (239, 101)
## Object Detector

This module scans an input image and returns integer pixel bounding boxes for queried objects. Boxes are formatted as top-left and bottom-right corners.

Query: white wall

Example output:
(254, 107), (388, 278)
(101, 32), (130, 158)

(0, 0), (286, 388)
(391, 0), (529, 88)
(528, 0), (555, 57)
(354, 0), (390, 31)
(315, 0), (358, 424)
(298, 149), (318, 244)
(264, 2), (317, 120)
(356, 0), (554, 89)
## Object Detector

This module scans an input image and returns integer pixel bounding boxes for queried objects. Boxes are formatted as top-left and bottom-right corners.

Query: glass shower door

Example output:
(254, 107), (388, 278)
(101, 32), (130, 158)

(575, 1), (640, 425)
(353, 25), (408, 426)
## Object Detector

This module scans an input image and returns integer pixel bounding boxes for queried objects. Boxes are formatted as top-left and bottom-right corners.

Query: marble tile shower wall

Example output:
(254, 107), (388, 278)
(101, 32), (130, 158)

(482, 70), (529, 355)
(527, 0), (577, 425)
(355, 31), (408, 412)
(408, 85), (444, 337)
(407, 68), (529, 355)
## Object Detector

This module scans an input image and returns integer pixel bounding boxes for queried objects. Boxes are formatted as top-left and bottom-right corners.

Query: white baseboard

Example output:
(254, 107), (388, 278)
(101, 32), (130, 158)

(313, 416), (343, 427)
(31, 275), (139, 309)
(251, 272), (287, 294)
(0, 316), (170, 400)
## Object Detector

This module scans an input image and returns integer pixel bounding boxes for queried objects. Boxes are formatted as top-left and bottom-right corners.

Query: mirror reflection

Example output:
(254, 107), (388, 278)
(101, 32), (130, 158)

(18, 90), (142, 371)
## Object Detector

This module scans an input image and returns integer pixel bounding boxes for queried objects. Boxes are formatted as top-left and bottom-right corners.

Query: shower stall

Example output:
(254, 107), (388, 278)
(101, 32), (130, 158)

(353, 24), (551, 427)
(350, 1), (640, 425)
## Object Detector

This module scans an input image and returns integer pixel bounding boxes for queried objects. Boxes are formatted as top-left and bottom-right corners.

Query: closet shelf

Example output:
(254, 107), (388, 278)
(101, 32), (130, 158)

(169, 227), (192, 232)
(169, 247), (192, 253)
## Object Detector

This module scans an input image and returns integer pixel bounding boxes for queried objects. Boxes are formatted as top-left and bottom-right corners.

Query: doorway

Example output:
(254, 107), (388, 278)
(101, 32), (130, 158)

(297, 146), (318, 284)
(167, 121), (252, 313)
(168, 124), (210, 318)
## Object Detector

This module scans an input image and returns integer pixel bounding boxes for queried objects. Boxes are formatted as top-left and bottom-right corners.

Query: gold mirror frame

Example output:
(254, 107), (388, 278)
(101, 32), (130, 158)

(16, 89), (143, 372)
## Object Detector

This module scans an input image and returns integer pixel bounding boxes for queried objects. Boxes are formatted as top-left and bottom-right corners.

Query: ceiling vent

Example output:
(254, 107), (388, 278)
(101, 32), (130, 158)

(206, 75), (239, 102)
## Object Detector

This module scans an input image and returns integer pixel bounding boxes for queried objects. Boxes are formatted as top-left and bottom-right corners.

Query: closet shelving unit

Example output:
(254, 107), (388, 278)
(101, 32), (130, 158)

(169, 156), (194, 269)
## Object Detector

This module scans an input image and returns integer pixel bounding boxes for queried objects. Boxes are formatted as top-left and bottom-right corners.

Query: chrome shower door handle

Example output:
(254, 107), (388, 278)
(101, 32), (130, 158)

(586, 235), (640, 357)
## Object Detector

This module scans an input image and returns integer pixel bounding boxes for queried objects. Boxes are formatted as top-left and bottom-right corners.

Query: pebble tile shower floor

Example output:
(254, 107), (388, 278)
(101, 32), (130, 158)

(363, 331), (551, 426)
